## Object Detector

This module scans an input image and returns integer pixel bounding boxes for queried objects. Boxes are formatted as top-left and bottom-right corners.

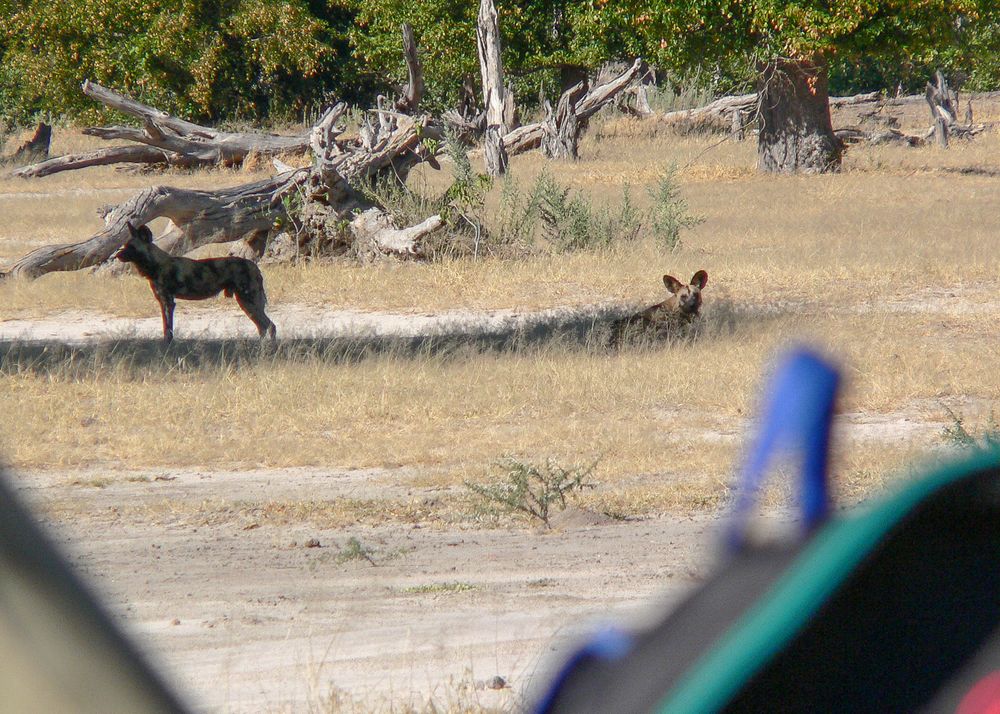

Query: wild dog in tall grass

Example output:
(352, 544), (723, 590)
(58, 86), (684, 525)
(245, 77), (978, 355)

(609, 270), (708, 346)
(114, 223), (276, 343)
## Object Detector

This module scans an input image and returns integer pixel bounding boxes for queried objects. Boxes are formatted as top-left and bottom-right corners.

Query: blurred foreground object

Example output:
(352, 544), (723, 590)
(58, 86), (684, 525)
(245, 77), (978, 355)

(535, 347), (1000, 714)
(0, 470), (190, 713)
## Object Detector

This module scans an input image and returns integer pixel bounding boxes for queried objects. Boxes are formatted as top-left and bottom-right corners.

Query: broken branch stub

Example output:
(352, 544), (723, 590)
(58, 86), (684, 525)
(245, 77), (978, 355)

(503, 58), (644, 158)
(395, 23), (425, 113)
(541, 82), (588, 160)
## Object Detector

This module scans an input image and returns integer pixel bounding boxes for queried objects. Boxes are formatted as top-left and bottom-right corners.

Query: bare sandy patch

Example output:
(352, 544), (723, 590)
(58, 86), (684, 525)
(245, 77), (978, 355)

(12, 464), (724, 712)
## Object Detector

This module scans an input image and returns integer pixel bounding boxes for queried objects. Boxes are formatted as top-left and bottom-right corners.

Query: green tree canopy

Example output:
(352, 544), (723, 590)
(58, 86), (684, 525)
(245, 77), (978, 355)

(0, 0), (997, 125)
(0, 0), (357, 123)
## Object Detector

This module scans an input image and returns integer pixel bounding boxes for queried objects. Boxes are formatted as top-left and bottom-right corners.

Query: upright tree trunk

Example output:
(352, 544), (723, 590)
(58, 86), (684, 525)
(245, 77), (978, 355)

(758, 58), (842, 174)
(3, 122), (51, 166)
(477, 0), (509, 177)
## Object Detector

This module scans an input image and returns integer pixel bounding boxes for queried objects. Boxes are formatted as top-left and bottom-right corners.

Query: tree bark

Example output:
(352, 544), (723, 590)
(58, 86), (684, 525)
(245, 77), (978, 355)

(476, 0), (509, 176)
(758, 58), (842, 174)
(504, 58), (644, 157)
(2, 122), (51, 166)
(394, 23), (424, 113)
(541, 82), (587, 160)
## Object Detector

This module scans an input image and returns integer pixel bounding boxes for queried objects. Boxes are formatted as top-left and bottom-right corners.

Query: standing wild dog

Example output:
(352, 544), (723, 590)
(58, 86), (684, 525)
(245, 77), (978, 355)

(609, 270), (708, 346)
(114, 222), (276, 342)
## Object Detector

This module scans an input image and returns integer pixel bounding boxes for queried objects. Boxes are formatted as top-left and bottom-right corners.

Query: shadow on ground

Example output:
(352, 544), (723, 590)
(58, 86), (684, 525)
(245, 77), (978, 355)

(0, 299), (785, 374)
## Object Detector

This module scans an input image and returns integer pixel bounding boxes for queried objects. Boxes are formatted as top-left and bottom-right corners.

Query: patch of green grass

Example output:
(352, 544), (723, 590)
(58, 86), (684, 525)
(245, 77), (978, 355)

(940, 406), (1000, 451)
(402, 581), (478, 595)
(335, 536), (377, 565)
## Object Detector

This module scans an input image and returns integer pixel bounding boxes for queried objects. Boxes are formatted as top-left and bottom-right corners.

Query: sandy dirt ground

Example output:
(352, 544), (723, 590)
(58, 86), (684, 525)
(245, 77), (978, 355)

(11, 464), (726, 712)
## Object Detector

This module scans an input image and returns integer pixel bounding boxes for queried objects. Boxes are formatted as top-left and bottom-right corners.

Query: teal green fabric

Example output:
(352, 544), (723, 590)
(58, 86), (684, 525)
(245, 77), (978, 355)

(656, 448), (1000, 714)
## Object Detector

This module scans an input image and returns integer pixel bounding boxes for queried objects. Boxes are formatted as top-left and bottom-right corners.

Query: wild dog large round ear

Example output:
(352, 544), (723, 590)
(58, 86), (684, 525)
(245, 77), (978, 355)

(663, 275), (684, 294)
(127, 222), (152, 242)
(690, 270), (708, 289)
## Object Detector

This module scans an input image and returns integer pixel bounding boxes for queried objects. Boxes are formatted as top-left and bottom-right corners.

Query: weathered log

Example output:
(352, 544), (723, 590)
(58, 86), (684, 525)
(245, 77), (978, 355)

(835, 127), (925, 146)
(8, 82), (312, 178)
(476, 0), (509, 176)
(351, 209), (444, 257)
(829, 91), (882, 107)
(81, 81), (310, 165)
(660, 93), (758, 124)
(6, 173), (297, 279)
(3, 97), (447, 280)
(2, 122), (51, 166)
(8, 145), (185, 179)
(652, 90), (880, 135)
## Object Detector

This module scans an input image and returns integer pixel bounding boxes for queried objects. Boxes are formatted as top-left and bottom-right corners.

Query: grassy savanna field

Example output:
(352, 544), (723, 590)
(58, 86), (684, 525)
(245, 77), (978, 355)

(3, 99), (1000, 519)
(3, 98), (1000, 711)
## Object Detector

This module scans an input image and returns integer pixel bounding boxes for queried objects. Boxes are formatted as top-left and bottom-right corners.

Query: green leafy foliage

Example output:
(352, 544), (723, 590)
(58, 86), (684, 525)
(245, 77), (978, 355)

(941, 406), (1000, 451)
(0, 0), (357, 123)
(648, 164), (704, 251)
(465, 456), (597, 528)
(0, 0), (995, 125)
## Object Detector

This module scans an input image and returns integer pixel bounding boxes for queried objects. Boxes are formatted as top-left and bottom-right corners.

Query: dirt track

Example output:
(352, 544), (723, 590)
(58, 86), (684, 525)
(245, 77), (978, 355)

(12, 464), (722, 712)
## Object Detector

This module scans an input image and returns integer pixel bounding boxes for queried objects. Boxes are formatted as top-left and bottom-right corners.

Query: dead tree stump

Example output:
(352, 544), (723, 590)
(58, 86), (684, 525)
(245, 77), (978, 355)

(541, 82), (588, 160)
(926, 71), (956, 148)
(2, 122), (51, 166)
(477, 0), (510, 176)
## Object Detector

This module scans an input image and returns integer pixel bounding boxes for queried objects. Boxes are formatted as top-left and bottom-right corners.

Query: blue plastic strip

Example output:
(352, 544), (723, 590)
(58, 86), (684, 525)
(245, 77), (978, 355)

(532, 626), (634, 714)
(726, 348), (840, 550)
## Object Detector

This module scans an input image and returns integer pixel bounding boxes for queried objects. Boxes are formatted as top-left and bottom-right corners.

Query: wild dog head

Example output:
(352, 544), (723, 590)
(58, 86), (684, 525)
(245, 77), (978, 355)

(663, 270), (708, 317)
(114, 222), (154, 263)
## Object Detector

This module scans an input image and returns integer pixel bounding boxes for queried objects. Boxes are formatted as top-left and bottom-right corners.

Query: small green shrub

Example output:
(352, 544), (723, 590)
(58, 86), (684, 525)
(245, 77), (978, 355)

(335, 536), (376, 565)
(648, 163), (705, 251)
(465, 456), (597, 528)
(487, 169), (697, 255)
(940, 406), (1000, 451)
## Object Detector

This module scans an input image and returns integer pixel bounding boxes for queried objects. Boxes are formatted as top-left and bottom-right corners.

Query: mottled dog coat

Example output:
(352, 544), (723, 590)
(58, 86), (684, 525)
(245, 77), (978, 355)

(610, 270), (708, 346)
(114, 223), (276, 342)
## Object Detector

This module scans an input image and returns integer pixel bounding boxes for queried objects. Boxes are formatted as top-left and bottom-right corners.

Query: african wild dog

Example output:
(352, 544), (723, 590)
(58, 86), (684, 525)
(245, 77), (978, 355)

(114, 222), (276, 343)
(609, 270), (708, 346)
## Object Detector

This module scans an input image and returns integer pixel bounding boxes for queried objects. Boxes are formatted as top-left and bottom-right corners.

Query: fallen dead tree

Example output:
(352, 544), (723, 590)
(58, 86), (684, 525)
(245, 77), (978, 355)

(8, 81), (312, 178)
(650, 90), (882, 137)
(3, 102), (445, 280)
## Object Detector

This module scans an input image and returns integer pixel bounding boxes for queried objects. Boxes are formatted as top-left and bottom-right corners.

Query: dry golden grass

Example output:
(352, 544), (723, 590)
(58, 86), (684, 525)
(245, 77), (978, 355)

(4, 96), (1000, 516)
